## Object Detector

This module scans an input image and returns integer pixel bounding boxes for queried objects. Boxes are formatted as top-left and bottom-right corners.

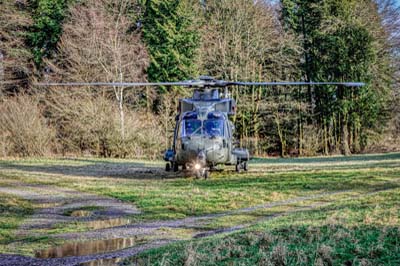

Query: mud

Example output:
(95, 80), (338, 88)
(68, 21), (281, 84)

(0, 184), (139, 233)
(85, 218), (131, 230)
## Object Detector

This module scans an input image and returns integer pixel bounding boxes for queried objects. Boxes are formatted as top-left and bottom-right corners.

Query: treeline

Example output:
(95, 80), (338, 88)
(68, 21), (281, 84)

(0, 0), (399, 158)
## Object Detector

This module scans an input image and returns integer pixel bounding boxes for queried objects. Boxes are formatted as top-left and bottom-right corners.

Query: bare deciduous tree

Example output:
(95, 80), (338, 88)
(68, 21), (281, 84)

(49, 0), (149, 140)
(199, 0), (301, 155)
(0, 0), (33, 93)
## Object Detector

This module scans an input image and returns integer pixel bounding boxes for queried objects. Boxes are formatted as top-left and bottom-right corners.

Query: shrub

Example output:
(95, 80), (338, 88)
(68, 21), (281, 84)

(45, 92), (165, 159)
(0, 95), (54, 156)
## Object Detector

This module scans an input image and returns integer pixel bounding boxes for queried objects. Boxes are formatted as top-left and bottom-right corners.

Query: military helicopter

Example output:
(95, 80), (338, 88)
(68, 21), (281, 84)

(38, 76), (364, 179)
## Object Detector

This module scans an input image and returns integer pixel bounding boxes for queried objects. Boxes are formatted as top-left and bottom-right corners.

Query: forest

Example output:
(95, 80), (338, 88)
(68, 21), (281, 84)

(0, 0), (399, 158)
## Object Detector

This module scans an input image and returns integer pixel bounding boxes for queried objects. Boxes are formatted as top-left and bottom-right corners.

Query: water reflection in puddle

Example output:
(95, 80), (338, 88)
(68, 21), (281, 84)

(70, 210), (92, 217)
(35, 237), (137, 258)
(35, 202), (64, 209)
(86, 218), (131, 230)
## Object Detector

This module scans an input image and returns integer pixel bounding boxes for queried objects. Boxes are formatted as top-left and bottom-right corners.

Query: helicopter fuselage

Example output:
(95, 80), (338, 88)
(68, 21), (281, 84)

(164, 88), (250, 178)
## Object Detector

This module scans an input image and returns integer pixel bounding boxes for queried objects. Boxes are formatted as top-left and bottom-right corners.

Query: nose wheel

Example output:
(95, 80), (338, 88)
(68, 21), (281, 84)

(195, 168), (210, 179)
(165, 162), (171, 171)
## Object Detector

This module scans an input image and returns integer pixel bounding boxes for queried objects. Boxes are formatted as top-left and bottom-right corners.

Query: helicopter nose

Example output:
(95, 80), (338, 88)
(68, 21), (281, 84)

(197, 151), (206, 161)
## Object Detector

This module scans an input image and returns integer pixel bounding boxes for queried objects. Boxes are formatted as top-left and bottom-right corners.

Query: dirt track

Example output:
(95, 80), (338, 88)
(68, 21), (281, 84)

(0, 184), (139, 232)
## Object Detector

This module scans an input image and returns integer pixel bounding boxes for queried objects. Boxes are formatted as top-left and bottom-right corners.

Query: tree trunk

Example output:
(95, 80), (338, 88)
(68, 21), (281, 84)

(275, 114), (286, 157)
(352, 126), (361, 153)
(337, 85), (351, 156)
(0, 52), (4, 94)
(119, 99), (125, 140)
(120, 73), (124, 141)
(298, 116), (303, 156)
(341, 128), (351, 156)
(324, 120), (328, 155)
(340, 115), (351, 156)
(115, 88), (125, 141)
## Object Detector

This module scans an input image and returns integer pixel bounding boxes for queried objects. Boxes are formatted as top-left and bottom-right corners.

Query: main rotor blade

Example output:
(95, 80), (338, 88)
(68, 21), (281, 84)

(230, 81), (365, 87)
(0, 80), (25, 85)
(35, 80), (366, 88)
(35, 81), (204, 87)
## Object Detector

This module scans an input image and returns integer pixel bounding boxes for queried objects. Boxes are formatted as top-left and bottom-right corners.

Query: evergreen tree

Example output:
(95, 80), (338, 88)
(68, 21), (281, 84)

(142, 0), (200, 88)
(281, 0), (391, 154)
(28, 0), (70, 66)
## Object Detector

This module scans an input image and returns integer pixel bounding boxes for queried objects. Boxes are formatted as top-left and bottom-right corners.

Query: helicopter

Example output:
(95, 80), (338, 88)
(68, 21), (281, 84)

(37, 76), (364, 179)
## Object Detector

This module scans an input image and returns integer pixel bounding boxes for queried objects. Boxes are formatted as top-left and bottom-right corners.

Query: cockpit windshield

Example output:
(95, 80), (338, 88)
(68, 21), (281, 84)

(204, 119), (224, 137)
(182, 119), (224, 137)
(183, 119), (202, 136)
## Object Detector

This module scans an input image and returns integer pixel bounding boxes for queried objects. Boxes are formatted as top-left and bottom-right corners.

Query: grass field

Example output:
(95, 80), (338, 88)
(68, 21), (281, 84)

(0, 153), (399, 265)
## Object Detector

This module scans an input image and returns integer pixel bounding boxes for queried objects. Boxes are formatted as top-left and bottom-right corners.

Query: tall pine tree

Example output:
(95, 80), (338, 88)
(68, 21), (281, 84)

(142, 0), (200, 87)
(281, 0), (391, 154)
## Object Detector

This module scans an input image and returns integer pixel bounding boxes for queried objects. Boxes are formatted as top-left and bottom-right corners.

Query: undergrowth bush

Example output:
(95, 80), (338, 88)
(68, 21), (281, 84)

(45, 92), (164, 158)
(301, 125), (323, 156)
(0, 95), (54, 156)
(0, 93), (165, 158)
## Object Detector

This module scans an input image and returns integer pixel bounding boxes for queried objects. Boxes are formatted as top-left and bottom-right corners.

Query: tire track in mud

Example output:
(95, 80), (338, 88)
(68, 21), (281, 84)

(53, 189), (353, 241)
(0, 184), (139, 234)
(193, 187), (395, 238)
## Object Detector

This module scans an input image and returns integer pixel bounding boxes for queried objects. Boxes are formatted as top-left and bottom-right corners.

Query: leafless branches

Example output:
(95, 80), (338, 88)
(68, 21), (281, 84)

(49, 0), (150, 139)
(0, 0), (33, 94)
(0, 95), (54, 156)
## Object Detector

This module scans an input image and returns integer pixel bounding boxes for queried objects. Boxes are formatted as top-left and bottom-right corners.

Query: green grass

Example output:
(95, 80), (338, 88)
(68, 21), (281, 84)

(129, 188), (400, 265)
(0, 193), (33, 249)
(1, 157), (400, 221)
(131, 225), (400, 266)
(0, 153), (399, 259)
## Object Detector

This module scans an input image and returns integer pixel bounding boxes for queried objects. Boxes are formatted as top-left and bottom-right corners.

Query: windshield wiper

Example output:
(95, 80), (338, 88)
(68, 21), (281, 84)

(189, 126), (202, 137)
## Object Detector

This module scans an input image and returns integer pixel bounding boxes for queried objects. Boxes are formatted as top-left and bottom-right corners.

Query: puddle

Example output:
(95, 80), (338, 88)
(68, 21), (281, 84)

(86, 218), (131, 230)
(35, 202), (64, 209)
(80, 257), (122, 266)
(35, 237), (138, 258)
(70, 210), (92, 217)
(64, 206), (103, 217)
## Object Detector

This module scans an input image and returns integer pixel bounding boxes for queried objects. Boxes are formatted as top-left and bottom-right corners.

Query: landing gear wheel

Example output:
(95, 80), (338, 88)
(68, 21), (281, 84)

(173, 162), (179, 172)
(243, 161), (248, 171)
(195, 170), (202, 179)
(204, 170), (210, 179)
(195, 168), (209, 179)
(235, 163), (241, 173)
(165, 163), (171, 172)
